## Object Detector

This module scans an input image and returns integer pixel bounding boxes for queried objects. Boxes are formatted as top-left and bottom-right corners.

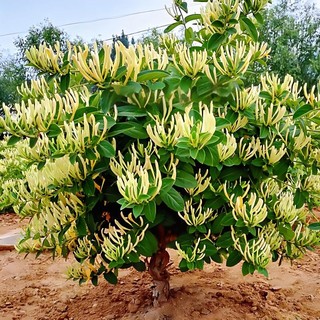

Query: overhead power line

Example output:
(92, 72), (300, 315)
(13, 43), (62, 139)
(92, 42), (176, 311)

(103, 24), (171, 42)
(0, 3), (201, 39)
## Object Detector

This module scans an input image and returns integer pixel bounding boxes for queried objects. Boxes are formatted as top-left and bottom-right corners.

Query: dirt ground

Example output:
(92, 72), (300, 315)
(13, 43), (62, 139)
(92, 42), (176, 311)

(1, 213), (320, 320)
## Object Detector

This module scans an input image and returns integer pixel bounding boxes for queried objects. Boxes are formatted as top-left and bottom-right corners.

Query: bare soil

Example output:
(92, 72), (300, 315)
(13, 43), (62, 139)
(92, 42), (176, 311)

(1, 213), (320, 320)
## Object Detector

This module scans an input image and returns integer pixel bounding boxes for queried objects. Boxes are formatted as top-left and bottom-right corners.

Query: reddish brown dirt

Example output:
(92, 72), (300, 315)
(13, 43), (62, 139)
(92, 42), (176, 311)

(1, 213), (320, 320)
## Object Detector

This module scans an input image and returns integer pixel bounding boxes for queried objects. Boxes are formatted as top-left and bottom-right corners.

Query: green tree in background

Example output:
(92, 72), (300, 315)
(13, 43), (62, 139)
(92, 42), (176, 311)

(139, 28), (163, 49)
(14, 20), (71, 63)
(0, 55), (25, 108)
(259, 0), (320, 86)
(0, 21), (79, 107)
(110, 30), (134, 60)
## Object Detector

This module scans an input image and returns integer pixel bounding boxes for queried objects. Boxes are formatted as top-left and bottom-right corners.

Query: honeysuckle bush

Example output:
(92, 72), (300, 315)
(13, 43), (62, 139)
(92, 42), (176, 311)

(0, 138), (29, 212)
(1, 0), (320, 291)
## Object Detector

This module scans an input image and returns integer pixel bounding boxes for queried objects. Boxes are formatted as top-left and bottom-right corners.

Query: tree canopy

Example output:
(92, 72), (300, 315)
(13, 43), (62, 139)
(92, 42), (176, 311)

(259, 0), (320, 86)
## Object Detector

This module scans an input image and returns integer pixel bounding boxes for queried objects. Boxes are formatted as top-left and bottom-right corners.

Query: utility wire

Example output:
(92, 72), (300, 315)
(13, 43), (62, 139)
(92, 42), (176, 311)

(0, 3), (201, 39)
(103, 24), (171, 42)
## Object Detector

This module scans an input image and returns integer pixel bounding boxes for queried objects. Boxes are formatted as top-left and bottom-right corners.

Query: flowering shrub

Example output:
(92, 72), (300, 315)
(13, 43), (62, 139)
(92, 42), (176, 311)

(0, 139), (29, 212)
(1, 0), (320, 301)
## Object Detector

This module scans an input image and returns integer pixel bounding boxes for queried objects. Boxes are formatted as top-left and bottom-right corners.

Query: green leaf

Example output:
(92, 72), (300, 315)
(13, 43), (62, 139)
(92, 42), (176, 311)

(148, 81), (165, 91)
(60, 73), (70, 93)
(96, 140), (115, 158)
(254, 12), (264, 25)
(29, 137), (38, 148)
(164, 21), (183, 33)
(179, 259), (188, 272)
(179, 1), (188, 13)
(240, 17), (258, 41)
(185, 13), (202, 23)
(144, 201), (156, 223)
(180, 76), (192, 94)
(73, 107), (98, 121)
(47, 124), (61, 137)
(132, 204), (144, 218)
(132, 261), (146, 272)
(128, 251), (141, 263)
(136, 231), (158, 257)
(185, 27), (194, 44)
(220, 166), (247, 181)
(175, 171), (198, 188)
(83, 178), (95, 196)
(215, 117), (231, 130)
(196, 75), (214, 97)
(259, 91), (272, 100)
(211, 20), (225, 28)
(117, 105), (147, 117)
(37, 161), (46, 170)
(293, 104), (313, 120)
(76, 216), (87, 236)
(216, 231), (234, 248)
(137, 70), (169, 82)
(260, 125), (269, 139)
(203, 240), (217, 256)
(279, 224), (295, 241)
(210, 214), (226, 234)
(161, 178), (175, 193)
(242, 261), (255, 276)
(308, 222), (320, 231)
(205, 197), (226, 210)
(196, 224), (207, 233)
(7, 135), (21, 146)
(195, 148), (206, 163)
(160, 188), (184, 212)
(257, 267), (268, 278)
(112, 81), (142, 96)
(202, 146), (220, 166)
(93, 159), (110, 174)
(207, 33), (226, 51)
(108, 121), (148, 139)
(294, 188), (306, 209)
(100, 89), (118, 114)
(220, 212), (236, 226)
(85, 148), (97, 160)
(226, 249), (243, 267)
(104, 271), (118, 285)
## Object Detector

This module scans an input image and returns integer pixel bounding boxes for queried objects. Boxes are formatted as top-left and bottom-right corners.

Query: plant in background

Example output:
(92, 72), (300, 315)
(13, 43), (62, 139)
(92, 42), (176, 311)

(1, 0), (320, 304)
(0, 138), (29, 212)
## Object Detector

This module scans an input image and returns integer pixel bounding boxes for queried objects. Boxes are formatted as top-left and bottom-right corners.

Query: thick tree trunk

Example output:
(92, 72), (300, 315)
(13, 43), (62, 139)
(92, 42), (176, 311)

(148, 248), (170, 306)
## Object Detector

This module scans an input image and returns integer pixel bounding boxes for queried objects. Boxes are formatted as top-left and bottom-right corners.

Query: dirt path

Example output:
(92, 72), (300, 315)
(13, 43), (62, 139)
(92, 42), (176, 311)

(1, 213), (320, 320)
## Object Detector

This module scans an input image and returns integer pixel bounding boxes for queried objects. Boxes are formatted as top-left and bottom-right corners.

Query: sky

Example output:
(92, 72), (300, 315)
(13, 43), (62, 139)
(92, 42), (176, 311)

(0, 0), (201, 55)
(1, 0), (320, 57)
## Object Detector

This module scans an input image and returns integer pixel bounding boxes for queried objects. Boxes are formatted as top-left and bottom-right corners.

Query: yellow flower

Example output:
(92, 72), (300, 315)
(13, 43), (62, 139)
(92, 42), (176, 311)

(173, 44), (208, 78)
(213, 41), (252, 77)
(178, 199), (217, 226)
(231, 192), (268, 227)
(232, 232), (272, 268)
(175, 103), (216, 149)
(110, 150), (162, 205)
(176, 238), (206, 263)
(217, 131), (237, 161)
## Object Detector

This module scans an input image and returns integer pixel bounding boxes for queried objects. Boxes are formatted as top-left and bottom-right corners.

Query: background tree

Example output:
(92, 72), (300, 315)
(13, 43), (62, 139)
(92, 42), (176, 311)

(14, 20), (71, 63)
(0, 21), (82, 108)
(138, 28), (163, 49)
(110, 30), (134, 60)
(258, 0), (320, 86)
(0, 55), (25, 108)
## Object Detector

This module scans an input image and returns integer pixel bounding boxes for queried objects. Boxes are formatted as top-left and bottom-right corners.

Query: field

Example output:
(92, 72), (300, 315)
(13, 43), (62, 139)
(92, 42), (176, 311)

(1, 213), (320, 320)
